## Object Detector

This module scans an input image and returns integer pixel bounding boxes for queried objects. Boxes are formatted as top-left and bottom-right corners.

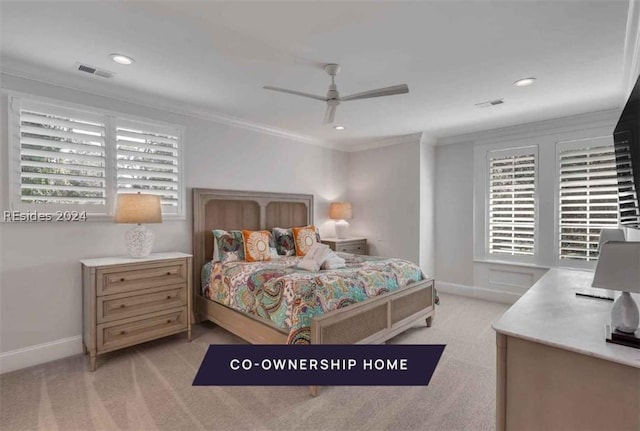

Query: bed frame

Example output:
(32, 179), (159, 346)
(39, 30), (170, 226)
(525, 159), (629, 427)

(192, 188), (435, 395)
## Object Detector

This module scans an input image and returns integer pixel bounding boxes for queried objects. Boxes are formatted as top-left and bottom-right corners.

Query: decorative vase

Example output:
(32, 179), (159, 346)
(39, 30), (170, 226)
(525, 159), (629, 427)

(335, 219), (349, 239)
(611, 292), (640, 334)
(125, 224), (154, 258)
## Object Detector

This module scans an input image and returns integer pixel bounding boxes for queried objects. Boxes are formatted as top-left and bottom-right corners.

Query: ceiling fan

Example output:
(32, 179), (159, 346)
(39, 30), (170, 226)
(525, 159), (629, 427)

(263, 64), (409, 124)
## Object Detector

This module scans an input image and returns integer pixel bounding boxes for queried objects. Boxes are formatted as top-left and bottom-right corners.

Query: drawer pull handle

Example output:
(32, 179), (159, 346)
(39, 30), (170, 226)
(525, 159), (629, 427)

(166, 272), (171, 276)
(166, 319), (172, 324)
(166, 295), (172, 300)
(120, 278), (125, 282)
(120, 330), (126, 335)
(120, 304), (126, 308)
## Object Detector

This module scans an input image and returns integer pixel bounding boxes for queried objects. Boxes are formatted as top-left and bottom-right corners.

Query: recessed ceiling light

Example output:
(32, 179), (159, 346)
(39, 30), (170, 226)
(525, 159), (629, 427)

(334, 125), (345, 130)
(110, 54), (135, 65)
(514, 77), (536, 87)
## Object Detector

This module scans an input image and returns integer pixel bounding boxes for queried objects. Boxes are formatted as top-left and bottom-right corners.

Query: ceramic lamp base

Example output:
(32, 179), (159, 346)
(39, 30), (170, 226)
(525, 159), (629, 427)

(335, 219), (350, 239)
(612, 291), (640, 334)
(125, 224), (154, 258)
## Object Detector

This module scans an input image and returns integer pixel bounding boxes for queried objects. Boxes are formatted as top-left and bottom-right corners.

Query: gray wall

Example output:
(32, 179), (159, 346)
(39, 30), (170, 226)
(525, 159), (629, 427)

(433, 141), (474, 286)
(419, 136), (435, 276)
(347, 139), (422, 265)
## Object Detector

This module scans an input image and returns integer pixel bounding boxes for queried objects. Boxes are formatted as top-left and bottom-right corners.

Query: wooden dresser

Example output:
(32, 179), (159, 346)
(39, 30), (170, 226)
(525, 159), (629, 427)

(81, 252), (192, 371)
(321, 237), (368, 255)
(493, 268), (640, 430)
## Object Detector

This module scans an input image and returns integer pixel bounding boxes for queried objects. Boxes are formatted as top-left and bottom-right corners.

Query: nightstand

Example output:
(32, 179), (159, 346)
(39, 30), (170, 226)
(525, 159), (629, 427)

(321, 237), (368, 255)
(81, 252), (192, 371)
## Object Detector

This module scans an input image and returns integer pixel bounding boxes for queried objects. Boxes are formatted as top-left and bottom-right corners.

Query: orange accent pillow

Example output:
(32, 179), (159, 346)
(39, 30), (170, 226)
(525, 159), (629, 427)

(242, 230), (272, 262)
(292, 225), (318, 256)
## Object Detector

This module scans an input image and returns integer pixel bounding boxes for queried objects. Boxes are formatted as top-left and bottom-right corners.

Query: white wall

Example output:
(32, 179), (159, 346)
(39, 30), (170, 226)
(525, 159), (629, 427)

(0, 74), (349, 366)
(347, 138), (421, 265)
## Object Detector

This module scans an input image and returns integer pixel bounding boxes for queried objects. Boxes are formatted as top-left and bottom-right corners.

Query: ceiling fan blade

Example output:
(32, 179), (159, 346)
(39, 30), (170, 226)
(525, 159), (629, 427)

(323, 104), (337, 124)
(263, 86), (327, 101)
(340, 84), (409, 101)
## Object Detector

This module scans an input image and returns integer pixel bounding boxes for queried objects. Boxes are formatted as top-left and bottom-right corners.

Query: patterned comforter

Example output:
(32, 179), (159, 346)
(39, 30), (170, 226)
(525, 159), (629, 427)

(201, 253), (427, 344)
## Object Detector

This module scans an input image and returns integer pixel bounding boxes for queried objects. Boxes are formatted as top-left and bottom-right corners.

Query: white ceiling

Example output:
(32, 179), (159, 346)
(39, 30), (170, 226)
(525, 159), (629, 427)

(0, 1), (633, 148)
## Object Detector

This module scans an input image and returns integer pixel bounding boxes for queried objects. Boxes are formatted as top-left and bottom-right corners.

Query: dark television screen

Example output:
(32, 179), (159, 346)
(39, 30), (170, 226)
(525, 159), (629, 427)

(614, 73), (640, 229)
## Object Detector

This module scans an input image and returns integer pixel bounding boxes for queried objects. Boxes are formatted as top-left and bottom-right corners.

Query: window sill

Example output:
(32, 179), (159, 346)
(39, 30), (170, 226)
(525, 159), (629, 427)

(474, 258), (551, 271)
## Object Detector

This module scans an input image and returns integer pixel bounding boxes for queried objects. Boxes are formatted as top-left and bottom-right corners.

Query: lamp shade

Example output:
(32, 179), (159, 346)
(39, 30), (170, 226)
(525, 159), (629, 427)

(114, 193), (162, 224)
(598, 228), (626, 251)
(592, 241), (640, 293)
(329, 202), (352, 220)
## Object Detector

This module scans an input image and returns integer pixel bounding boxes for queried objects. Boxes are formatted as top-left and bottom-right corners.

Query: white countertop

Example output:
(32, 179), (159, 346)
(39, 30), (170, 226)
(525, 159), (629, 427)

(493, 267), (640, 369)
(80, 252), (192, 267)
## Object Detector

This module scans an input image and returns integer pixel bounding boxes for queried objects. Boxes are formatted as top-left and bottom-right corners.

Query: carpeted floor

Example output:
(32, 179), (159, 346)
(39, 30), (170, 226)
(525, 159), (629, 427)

(0, 293), (509, 431)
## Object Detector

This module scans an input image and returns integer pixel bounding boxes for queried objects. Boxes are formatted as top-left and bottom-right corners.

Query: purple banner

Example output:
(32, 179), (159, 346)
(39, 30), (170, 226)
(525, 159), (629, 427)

(193, 344), (445, 386)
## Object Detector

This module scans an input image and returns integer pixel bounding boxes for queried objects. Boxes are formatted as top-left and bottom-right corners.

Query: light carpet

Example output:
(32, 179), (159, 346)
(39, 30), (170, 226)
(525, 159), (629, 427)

(0, 293), (509, 431)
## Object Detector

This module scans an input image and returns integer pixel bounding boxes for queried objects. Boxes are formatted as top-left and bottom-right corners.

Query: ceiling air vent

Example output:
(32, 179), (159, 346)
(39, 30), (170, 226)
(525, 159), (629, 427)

(475, 98), (504, 108)
(75, 63), (115, 79)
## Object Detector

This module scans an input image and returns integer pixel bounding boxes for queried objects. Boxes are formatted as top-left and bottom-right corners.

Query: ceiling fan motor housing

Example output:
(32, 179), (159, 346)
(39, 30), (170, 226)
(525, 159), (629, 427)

(324, 63), (341, 76)
(327, 84), (340, 102)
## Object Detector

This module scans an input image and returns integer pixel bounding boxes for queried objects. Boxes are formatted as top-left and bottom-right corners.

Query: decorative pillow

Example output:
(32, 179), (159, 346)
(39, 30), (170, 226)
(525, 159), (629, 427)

(212, 229), (245, 263)
(268, 232), (279, 258)
(292, 225), (319, 256)
(242, 230), (272, 262)
(273, 227), (296, 256)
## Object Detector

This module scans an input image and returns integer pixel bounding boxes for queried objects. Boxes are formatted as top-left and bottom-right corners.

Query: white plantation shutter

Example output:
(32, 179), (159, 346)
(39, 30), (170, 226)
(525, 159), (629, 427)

(115, 119), (181, 214)
(558, 142), (619, 262)
(17, 101), (107, 207)
(488, 148), (537, 257)
(8, 97), (185, 219)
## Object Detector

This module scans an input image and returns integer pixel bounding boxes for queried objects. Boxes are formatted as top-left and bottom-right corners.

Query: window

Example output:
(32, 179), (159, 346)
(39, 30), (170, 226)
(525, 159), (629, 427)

(8, 97), (184, 218)
(558, 142), (618, 262)
(116, 119), (180, 214)
(487, 148), (537, 257)
(16, 101), (107, 211)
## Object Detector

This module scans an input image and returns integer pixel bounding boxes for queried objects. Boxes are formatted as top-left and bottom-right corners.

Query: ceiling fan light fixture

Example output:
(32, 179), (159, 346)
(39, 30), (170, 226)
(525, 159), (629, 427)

(110, 54), (135, 65)
(334, 125), (345, 130)
(514, 77), (536, 87)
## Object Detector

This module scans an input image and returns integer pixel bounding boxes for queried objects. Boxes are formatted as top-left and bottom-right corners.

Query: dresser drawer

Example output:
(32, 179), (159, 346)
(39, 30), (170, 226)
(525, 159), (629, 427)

(97, 307), (187, 353)
(96, 284), (187, 324)
(337, 243), (366, 255)
(96, 259), (187, 296)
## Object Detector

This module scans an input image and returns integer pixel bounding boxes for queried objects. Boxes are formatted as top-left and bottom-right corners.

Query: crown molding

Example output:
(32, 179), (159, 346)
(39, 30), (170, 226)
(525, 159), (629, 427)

(345, 132), (424, 152)
(436, 108), (620, 147)
(622, 0), (640, 95)
(0, 69), (347, 151)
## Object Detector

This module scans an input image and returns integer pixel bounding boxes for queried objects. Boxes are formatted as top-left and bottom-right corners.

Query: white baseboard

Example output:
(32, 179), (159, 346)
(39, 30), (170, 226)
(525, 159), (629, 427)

(0, 335), (83, 374)
(436, 281), (520, 305)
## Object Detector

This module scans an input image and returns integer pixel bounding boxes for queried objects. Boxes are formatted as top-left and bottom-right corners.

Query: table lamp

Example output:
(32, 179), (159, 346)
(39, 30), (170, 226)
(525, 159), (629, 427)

(330, 202), (352, 239)
(592, 240), (640, 334)
(115, 192), (162, 257)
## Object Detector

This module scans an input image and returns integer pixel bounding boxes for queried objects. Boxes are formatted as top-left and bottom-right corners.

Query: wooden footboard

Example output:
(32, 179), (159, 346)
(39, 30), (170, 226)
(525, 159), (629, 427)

(196, 278), (435, 346)
(310, 279), (434, 344)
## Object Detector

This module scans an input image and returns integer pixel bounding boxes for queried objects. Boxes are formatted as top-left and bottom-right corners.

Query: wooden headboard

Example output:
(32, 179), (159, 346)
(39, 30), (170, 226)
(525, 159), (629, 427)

(192, 188), (313, 292)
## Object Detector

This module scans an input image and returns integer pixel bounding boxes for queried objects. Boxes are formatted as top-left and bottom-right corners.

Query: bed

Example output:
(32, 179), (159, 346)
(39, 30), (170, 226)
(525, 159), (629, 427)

(192, 188), (435, 395)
